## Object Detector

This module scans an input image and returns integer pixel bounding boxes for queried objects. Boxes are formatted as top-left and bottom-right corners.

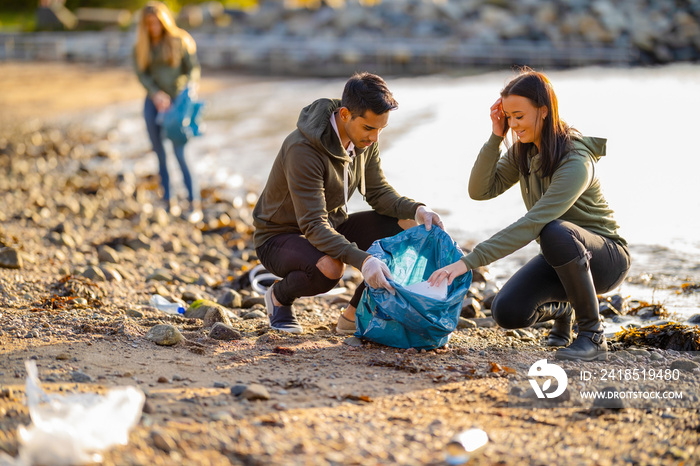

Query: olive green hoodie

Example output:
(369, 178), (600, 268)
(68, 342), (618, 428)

(133, 39), (200, 99)
(461, 133), (626, 270)
(253, 98), (422, 269)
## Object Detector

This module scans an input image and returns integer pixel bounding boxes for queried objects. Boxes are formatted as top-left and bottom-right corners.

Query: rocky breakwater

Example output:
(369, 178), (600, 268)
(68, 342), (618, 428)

(4, 0), (699, 76)
(185, 0), (700, 75)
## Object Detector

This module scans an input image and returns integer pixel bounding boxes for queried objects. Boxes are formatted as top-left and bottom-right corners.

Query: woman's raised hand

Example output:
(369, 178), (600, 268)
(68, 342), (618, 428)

(490, 98), (507, 137)
(427, 260), (468, 287)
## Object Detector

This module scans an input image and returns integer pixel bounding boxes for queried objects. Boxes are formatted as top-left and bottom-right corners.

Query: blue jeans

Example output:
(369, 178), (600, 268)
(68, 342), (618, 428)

(144, 97), (198, 203)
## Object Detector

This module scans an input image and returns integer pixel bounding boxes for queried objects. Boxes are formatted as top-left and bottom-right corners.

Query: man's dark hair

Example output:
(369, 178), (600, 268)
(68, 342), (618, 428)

(341, 72), (399, 118)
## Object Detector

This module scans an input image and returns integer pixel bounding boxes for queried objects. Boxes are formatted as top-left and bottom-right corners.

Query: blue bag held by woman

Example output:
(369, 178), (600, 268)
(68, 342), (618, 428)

(161, 85), (205, 145)
(355, 225), (472, 350)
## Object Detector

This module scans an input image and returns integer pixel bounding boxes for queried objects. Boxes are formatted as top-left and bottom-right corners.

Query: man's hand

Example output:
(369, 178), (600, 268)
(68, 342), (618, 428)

(415, 205), (444, 231)
(361, 256), (395, 294)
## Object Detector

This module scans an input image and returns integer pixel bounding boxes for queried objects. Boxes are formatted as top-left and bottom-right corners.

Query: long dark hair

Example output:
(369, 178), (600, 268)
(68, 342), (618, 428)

(502, 68), (577, 178)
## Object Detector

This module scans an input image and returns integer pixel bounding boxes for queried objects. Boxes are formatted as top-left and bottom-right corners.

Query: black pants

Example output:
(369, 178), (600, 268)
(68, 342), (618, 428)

(255, 211), (404, 308)
(491, 220), (631, 329)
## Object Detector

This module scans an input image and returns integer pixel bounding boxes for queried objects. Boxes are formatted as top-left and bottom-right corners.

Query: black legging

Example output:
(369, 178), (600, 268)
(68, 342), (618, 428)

(256, 211), (404, 307)
(491, 220), (631, 329)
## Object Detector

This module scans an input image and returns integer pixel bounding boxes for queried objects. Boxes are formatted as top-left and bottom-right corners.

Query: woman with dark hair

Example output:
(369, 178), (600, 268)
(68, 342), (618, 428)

(133, 1), (202, 222)
(428, 68), (630, 361)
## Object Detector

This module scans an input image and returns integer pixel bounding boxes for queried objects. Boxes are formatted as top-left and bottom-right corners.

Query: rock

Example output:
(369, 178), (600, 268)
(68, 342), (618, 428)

(343, 336), (363, 347)
(186, 299), (227, 321)
(182, 286), (205, 302)
(0, 247), (22, 269)
(209, 322), (242, 340)
(592, 386), (626, 409)
(670, 359), (699, 372)
(82, 265), (106, 282)
(97, 245), (120, 263)
(200, 250), (229, 268)
(146, 324), (184, 346)
(70, 370), (94, 383)
(686, 314), (700, 324)
(461, 297), (483, 319)
(126, 234), (150, 250)
(242, 296), (265, 308)
(151, 430), (176, 453)
(218, 289), (243, 308)
(239, 383), (270, 401)
(100, 265), (122, 282)
(457, 317), (477, 329)
(146, 269), (175, 282)
(241, 309), (266, 320)
(163, 238), (182, 253)
(125, 309), (144, 318)
(471, 317), (497, 328)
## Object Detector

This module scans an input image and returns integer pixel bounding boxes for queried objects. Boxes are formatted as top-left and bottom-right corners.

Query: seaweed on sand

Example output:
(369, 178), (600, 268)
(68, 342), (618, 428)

(613, 322), (700, 351)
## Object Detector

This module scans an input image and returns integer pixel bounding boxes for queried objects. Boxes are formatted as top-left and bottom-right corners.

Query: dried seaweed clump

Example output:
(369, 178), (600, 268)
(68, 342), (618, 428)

(613, 322), (700, 351)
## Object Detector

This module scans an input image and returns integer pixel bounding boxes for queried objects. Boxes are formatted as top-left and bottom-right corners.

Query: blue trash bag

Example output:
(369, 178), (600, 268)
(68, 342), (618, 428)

(355, 225), (472, 350)
(161, 86), (205, 145)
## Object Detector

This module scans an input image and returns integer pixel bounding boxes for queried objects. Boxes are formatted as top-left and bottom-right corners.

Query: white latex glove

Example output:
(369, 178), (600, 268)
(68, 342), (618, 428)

(361, 256), (395, 294)
(415, 205), (444, 231)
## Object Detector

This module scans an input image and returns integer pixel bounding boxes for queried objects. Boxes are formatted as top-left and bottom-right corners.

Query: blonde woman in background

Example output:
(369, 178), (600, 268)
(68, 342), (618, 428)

(133, 0), (202, 222)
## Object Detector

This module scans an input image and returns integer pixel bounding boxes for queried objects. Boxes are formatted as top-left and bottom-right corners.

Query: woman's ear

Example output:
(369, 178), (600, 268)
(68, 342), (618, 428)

(540, 106), (549, 120)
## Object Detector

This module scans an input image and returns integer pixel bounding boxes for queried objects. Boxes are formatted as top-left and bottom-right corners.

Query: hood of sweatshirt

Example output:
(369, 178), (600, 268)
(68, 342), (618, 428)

(296, 98), (369, 210)
(296, 98), (362, 164)
(571, 136), (607, 162)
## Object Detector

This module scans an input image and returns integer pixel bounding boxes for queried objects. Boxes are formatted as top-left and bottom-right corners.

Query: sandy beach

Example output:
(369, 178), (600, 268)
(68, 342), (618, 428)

(0, 61), (699, 465)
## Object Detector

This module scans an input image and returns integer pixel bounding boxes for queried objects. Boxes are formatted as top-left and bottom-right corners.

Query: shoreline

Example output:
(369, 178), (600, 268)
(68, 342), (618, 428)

(0, 61), (699, 465)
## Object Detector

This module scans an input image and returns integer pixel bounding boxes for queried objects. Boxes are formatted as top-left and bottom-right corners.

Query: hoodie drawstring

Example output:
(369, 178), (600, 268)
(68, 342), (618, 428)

(343, 151), (366, 214)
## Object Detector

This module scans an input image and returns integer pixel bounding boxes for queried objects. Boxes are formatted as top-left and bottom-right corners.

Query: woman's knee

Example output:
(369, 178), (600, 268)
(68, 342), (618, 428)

(540, 220), (586, 266)
(491, 294), (532, 329)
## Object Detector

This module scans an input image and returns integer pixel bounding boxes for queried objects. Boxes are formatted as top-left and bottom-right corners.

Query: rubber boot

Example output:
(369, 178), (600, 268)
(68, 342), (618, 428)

(554, 253), (608, 361)
(535, 302), (573, 347)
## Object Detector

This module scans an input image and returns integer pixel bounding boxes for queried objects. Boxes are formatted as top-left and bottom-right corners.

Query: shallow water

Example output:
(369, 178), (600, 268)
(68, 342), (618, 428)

(97, 64), (700, 327)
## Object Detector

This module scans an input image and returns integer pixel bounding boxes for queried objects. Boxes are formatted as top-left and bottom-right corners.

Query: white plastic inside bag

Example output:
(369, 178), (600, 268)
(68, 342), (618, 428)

(16, 360), (145, 466)
(403, 279), (448, 300)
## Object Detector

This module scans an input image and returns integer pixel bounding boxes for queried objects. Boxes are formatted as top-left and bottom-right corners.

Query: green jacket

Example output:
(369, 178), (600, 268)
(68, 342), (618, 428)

(132, 39), (200, 99)
(253, 98), (422, 270)
(462, 133), (626, 270)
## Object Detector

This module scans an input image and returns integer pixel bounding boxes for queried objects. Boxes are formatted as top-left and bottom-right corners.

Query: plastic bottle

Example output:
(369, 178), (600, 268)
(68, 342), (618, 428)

(444, 428), (488, 465)
(149, 294), (185, 315)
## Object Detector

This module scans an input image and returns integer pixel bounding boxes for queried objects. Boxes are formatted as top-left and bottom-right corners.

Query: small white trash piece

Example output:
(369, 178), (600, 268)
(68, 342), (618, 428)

(15, 360), (145, 466)
(149, 294), (185, 315)
(444, 428), (489, 465)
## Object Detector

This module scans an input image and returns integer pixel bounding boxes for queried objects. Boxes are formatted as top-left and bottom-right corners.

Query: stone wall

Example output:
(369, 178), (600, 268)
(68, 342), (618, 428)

(2, 0), (699, 76)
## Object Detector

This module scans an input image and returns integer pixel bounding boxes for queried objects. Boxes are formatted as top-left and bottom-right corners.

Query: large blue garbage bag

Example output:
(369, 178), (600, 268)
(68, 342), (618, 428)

(355, 225), (472, 350)
(162, 86), (205, 145)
